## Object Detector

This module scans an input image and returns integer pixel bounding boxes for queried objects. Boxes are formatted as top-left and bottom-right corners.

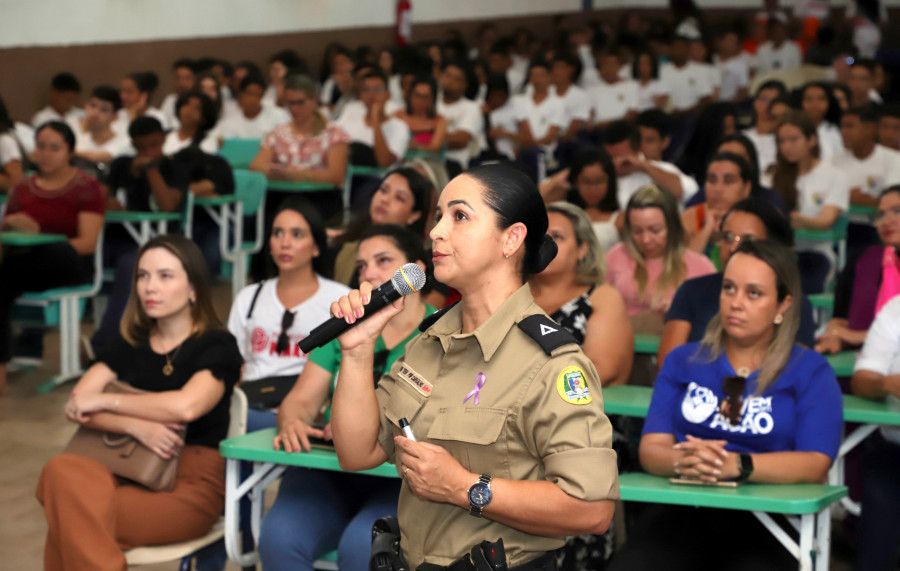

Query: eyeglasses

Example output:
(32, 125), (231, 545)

(870, 205), (900, 224)
(721, 375), (746, 425)
(276, 310), (296, 354)
(373, 349), (390, 386)
(712, 231), (756, 246)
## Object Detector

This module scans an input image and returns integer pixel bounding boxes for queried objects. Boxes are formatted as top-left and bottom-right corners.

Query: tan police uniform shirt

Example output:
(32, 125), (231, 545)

(375, 284), (620, 569)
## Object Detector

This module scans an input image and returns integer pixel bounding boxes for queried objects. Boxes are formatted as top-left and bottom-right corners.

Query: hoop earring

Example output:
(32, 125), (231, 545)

(774, 314), (783, 325)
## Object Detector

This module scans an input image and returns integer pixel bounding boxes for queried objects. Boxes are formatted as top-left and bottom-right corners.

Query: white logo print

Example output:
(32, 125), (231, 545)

(681, 382), (719, 424)
(540, 324), (557, 336)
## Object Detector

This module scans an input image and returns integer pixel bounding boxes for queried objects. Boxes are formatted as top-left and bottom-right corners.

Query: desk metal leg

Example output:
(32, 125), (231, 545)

(829, 424), (878, 516)
(224, 458), (287, 567)
(815, 506), (831, 571)
(754, 511), (800, 561)
(798, 513), (815, 571)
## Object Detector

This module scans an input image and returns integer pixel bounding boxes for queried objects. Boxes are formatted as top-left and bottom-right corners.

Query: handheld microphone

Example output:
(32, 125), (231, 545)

(298, 263), (426, 354)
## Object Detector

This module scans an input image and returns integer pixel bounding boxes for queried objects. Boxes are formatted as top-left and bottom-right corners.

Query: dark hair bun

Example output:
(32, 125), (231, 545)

(527, 234), (558, 275)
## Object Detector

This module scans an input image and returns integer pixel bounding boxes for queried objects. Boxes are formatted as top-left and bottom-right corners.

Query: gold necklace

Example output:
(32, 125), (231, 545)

(162, 342), (184, 376)
(736, 367), (751, 377)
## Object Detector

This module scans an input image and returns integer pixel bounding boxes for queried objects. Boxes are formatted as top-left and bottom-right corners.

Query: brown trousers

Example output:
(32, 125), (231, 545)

(36, 445), (225, 571)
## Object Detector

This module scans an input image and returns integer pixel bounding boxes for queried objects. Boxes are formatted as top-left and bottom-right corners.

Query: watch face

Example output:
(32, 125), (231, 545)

(468, 483), (492, 507)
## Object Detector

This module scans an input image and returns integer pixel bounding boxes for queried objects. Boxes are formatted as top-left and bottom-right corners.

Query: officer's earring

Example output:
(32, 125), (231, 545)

(774, 314), (783, 325)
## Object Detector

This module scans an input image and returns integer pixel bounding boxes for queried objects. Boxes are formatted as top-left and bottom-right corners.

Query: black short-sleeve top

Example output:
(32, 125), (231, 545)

(97, 329), (244, 448)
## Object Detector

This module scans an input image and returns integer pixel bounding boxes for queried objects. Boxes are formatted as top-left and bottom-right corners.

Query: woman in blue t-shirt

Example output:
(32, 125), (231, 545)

(258, 224), (435, 571)
(610, 239), (843, 571)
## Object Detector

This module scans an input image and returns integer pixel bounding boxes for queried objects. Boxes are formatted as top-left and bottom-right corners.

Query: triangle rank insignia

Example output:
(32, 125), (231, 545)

(517, 314), (577, 355)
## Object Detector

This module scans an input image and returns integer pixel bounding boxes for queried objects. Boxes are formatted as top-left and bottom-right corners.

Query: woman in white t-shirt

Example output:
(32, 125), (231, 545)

(227, 197), (349, 430)
(742, 80), (788, 185)
(773, 111), (850, 293)
(163, 92), (220, 156)
(800, 82), (844, 160)
(632, 51), (669, 112)
(0, 96), (24, 192)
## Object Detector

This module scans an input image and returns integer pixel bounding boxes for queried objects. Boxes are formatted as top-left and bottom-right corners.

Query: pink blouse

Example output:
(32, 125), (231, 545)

(261, 122), (350, 171)
(605, 243), (717, 315)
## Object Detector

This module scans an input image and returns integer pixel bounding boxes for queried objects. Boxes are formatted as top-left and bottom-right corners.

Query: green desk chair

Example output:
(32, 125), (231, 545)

(795, 213), (850, 273)
(14, 229), (105, 394)
(225, 170), (269, 297)
(219, 138), (262, 170)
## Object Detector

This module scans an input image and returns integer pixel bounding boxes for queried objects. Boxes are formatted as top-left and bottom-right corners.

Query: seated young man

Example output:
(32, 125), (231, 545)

(72, 86), (133, 167)
(91, 116), (190, 354)
(436, 59), (484, 175)
(31, 72), (84, 128)
(588, 50), (639, 130)
(217, 75), (290, 140)
(335, 70), (410, 168)
(878, 104), (900, 151)
(513, 58), (565, 163)
(604, 118), (699, 207)
(160, 58), (199, 129)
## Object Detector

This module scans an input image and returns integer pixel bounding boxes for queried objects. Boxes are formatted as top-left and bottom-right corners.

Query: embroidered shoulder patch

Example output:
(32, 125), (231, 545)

(556, 366), (593, 405)
(517, 314), (577, 355)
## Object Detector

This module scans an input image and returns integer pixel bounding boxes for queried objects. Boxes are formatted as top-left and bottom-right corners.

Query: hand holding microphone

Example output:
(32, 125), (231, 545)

(298, 263), (427, 354)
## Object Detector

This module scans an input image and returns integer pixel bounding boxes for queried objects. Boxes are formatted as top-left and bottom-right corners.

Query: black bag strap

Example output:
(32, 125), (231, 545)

(246, 280), (266, 319)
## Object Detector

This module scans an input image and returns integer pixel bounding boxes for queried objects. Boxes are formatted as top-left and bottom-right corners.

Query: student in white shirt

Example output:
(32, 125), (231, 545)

(588, 51), (639, 129)
(436, 60), (484, 172)
(742, 80), (788, 184)
(217, 76), (290, 140)
(714, 30), (750, 103)
(514, 58), (565, 158)
(72, 86), (133, 165)
(878, 105), (900, 152)
(113, 72), (168, 136)
(482, 74), (520, 161)
(659, 36), (714, 115)
(336, 71), (410, 168)
(632, 50), (668, 111)
(31, 72), (84, 128)
(800, 82), (844, 160)
(0, 96), (24, 192)
(162, 92), (220, 156)
(755, 16), (803, 73)
(603, 119), (697, 207)
(773, 111), (849, 293)
(160, 59), (198, 129)
(552, 52), (591, 144)
(689, 39), (722, 102)
(227, 197), (349, 428)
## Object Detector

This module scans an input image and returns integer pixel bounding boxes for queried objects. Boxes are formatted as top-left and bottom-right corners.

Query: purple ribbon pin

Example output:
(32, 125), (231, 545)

(463, 372), (486, 406)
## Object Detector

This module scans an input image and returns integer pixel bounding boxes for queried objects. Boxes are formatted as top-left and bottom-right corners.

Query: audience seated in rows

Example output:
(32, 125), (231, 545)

(217, 75), (290, 140)
(72, 86), (133, 167)
(336, 70), (410, 168)
(392, 76), (447, 155)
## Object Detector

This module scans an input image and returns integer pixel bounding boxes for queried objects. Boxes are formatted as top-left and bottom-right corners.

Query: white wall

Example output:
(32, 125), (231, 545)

(0, 0), (890, 49)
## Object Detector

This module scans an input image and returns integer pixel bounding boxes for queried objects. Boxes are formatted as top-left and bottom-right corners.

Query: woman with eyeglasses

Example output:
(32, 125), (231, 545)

(816, 185), (900, 354)
(659, 198), (817, 366)
(609, 239), (842, 571)
(227, 198), (349, 430)
(259, 224), (434, 571)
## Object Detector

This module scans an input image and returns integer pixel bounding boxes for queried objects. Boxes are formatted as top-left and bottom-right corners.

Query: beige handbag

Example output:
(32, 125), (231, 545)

(64, 380), (186, 492)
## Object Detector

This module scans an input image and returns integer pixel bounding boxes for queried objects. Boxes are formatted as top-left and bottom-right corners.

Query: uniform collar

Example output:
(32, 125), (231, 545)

(427, 284), (536, 361)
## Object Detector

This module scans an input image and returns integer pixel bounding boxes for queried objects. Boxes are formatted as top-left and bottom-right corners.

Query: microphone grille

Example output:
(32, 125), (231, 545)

(392, 263), (427, 296)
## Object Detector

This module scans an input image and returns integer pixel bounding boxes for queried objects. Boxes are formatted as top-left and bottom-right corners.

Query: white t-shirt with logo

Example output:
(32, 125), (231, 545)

(817, 122), (844, 161)
(587, 79), (639, 124)
(73, 122), (134, 158)
(217, 106), (291, 140)
(227, 276), (350, 381)
(831, 144), (900, 222)
(553, 85), (592, 129)
(0, 133), (23, 168)
(794, 160), (850, 262)
(487, 100), (521, 160)
(743, 127), (778, 185)
(636, 80), (667, 112)
(755, 41), (803, 73)
(335, 114), (411, 163)
(437, 97), (484, 168)
(513, 93), (566, 143)
(31, 106), (85, 129)
(659, 61), (713, 112)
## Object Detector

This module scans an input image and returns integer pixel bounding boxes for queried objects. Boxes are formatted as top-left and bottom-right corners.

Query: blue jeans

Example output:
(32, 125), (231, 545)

(259, 467), (401, 571)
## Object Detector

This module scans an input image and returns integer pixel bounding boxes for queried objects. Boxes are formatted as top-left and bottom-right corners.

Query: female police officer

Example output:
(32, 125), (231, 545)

(329, 163), (620, 570)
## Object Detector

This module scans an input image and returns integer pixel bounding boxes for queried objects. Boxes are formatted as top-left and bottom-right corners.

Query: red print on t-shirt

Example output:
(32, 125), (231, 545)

(251, 328), (269, 354)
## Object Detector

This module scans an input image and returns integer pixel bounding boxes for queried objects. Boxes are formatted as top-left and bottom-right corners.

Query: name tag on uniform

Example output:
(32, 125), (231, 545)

(398, 364), (432, 397)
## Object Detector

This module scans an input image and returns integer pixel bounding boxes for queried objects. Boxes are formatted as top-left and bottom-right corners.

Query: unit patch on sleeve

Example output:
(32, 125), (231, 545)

(556, 366), (593, 405)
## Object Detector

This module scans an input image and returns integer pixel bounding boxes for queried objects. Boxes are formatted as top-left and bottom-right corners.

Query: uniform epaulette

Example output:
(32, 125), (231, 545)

(517, 314), (578, 355)
(418, 300), (460, 332)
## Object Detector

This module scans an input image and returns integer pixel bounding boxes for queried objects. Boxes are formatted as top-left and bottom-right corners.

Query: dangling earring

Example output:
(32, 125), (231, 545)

(774, 314), (783, 325)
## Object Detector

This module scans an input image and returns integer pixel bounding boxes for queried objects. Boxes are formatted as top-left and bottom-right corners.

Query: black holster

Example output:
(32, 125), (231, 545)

(370, 516), (409, 571)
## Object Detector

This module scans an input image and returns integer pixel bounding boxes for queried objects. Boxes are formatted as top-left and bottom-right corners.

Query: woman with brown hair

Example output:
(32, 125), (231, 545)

(772, 110), (849, 293)
(36, 235), (243, 570)
(393, 76), (447, 155)
(610, 240), (843, 570)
